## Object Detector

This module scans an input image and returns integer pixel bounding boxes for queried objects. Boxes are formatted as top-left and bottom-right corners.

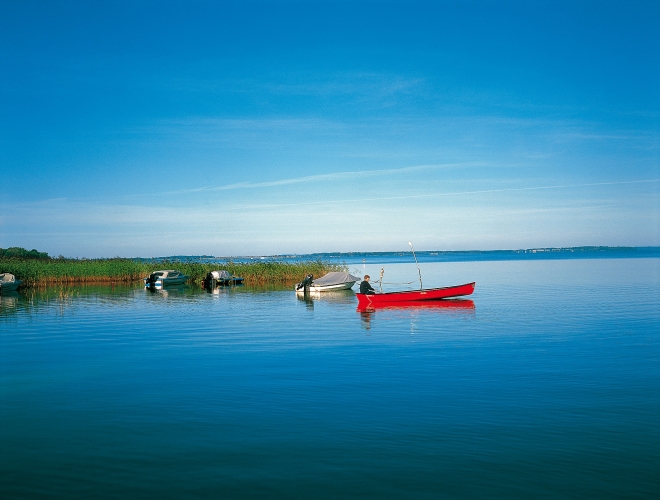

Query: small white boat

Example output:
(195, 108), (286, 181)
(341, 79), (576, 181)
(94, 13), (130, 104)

(0, 273), (22, 292)
(295, 272), (360, 293)
(144, 270), (189, 287)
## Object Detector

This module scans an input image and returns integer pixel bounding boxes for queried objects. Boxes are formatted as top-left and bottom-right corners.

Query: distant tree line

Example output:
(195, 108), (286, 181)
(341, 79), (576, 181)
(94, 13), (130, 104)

(0, 247), (50, 259)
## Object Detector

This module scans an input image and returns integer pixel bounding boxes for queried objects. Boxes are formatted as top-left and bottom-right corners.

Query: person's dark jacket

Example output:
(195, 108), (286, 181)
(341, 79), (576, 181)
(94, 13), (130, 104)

(360, 280), (375, 295)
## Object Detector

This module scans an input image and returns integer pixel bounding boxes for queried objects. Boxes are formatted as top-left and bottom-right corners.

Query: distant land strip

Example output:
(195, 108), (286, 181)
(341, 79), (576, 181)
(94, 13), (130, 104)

(205, 246), (660, 265)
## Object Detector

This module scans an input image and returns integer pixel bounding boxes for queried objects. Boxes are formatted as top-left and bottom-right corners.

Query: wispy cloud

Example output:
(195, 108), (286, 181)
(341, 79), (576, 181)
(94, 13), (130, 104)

(264, 73), (425, 98)
(4, 177), (658, 256)
(213, 178), (660, 209)
(169, 162), (487, 194)
(170, 71), (426, 102)
(8, 178), (657, 216)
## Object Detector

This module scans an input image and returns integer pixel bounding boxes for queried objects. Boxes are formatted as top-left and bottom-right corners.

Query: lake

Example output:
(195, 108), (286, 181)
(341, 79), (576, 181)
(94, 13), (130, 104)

(1, 258), (659, 499)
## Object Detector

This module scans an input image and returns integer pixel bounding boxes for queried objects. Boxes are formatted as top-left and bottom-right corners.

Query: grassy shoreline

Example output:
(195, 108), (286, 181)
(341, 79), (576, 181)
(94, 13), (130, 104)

(0, 258), (345, 287)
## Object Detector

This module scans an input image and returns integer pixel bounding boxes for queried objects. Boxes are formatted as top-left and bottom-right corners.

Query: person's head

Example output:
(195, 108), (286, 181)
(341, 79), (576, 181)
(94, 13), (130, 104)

(364, 275), (370, 281)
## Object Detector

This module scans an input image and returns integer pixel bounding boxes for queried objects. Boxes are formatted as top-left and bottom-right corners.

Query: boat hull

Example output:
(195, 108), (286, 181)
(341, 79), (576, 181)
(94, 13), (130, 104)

(0, 279), (22, 293)
(295, 281), (357, 293)
(356, 282), (475, 307)
(143, 276), (189, 287)
(216, 277), (244, 286)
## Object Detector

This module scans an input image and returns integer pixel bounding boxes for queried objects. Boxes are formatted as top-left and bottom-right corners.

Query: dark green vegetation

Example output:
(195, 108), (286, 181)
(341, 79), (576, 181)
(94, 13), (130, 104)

(0, 256), (343, 287)
(0, 247), (50, 259)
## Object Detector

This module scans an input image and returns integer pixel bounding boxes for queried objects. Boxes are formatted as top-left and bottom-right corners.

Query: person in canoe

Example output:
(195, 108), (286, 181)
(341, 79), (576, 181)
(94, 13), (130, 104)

(360, 275), (376, 295)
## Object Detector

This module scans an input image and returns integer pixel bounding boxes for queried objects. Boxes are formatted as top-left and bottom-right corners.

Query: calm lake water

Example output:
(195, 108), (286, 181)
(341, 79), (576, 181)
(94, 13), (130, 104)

(1, 258), (659, 499)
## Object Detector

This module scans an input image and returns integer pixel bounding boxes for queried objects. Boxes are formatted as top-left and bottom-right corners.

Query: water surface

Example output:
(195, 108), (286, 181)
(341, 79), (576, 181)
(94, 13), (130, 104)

(1, 259), (659, 498)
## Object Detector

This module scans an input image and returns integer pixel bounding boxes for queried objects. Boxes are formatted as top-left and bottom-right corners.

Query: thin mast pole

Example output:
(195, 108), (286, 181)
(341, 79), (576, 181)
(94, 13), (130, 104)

(409, 241), (423, 290)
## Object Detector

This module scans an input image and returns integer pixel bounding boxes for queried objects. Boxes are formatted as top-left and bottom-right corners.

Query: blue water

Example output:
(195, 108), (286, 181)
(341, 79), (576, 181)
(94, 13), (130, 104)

(1, 258), (659, 499)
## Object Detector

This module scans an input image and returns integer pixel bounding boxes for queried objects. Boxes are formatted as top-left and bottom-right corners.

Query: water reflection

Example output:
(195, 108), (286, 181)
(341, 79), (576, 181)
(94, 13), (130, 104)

(1, 285), (142, 319)
(358, 299), (475, 330)
(296, 289), (358, 311)
(359, 309), (374, 330)
(297, 291), (315, 310)
(204, 283), (244, 293)
(144, 284), (190, 299)
(356, 298), (475, 312)
(296, 289), (357, 304)
(0, 292), (19, 316)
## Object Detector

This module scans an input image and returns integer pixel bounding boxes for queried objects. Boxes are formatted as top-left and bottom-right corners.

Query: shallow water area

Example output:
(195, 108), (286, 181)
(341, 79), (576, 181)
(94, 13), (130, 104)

(1, 259), (659, 499)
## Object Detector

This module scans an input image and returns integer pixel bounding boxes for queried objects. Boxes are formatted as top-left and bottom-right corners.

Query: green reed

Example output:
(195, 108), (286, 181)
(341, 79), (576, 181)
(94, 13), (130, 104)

(0, 257), (344, 287)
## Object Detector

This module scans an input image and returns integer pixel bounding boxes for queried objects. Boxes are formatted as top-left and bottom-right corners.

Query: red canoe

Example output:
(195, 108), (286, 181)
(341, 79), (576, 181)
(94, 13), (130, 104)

(356, 282), (475, 308)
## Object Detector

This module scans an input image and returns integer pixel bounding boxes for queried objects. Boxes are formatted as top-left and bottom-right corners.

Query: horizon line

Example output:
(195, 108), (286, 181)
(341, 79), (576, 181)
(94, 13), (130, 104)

(4, 245), (654, 261)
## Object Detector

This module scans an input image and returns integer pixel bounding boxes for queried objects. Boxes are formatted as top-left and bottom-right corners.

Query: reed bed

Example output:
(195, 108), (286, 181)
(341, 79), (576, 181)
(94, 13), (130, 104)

(0, 257), (344, 287)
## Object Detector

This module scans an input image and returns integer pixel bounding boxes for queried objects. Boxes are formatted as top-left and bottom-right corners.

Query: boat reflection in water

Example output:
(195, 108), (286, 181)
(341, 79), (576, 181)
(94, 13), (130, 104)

(296, 289), (356, 310)
(144, 284), (187, 298)
(358, 299), (475, 330)
(357, 298), (475, 312)
(0, 292), (19, 316)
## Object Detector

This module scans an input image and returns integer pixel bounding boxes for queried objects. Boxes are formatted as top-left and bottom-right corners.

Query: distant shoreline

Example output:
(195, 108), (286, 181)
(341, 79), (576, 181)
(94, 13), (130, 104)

(150, 246), (660, 265)
(4, 245), (658, 263)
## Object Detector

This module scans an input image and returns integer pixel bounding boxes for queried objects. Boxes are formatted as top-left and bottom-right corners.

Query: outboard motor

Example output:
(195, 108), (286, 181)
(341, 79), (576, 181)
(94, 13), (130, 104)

(203, 272), (216, 290)
(295, 274), (314, 292)
(145, 273), (158, 287)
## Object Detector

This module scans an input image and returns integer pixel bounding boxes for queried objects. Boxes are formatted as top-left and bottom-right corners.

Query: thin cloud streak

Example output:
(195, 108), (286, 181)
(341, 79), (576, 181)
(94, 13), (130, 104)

(7, 178), (656, 216)
(199, 178), (660, 210)
(168, 162), (486, 194)
(4, 180), (656, 256)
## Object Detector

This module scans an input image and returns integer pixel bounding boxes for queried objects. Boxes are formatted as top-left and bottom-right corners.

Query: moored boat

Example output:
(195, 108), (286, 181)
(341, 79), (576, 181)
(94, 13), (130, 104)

(356, 282), (475, 307)
(203, 270), (244, 288)
(143, 270), (190, 288)
(295, 272), (361, 293)
(0, 273), (22, 293)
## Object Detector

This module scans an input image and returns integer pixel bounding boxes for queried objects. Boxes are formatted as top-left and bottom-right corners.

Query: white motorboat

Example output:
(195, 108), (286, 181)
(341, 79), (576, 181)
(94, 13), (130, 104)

(143, 270), (190, 287)
(0, 273), (22, 292)
(295, 272), (360, 293)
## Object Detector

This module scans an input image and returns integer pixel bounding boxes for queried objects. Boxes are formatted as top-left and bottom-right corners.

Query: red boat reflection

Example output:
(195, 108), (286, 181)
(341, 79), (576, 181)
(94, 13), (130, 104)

(356, 298), (475, 313)
(357, 299), (475, 330)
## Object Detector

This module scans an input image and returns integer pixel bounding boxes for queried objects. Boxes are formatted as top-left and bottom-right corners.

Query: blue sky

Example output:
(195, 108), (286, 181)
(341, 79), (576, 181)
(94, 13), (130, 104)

(1, 0), (658, 257)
